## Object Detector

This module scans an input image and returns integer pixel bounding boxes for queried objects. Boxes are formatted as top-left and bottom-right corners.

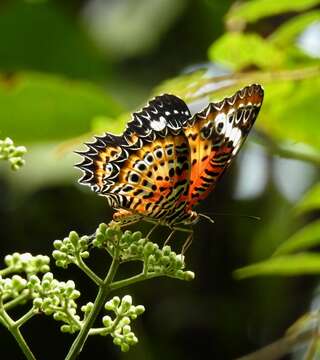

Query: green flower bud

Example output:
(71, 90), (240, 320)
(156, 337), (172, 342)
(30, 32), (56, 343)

(102, 315), (113, 328)
(119, 296), (132, 313)
(121, 343), (130, 352)
(98, 223), (108, 233)
(128, 244), (138, 254)
(135, 305), (145, 315)
(122, 325), (131, 335)
(160, 256), (170, 267)
(143, 242), (155, 255)
(113, 337), (122, 346)
(105, 228), (118, 239)
(148, 255), (156, 266)
(131, 231), (142, 242)
(162, 246), (172, 256)
(33, 298), (43, 308)
(80, 251), (89, 259)
(120, 316), (130, 326)
(53, 240), (63, 249)
(43, 272), (54, 282)
(183, 271), (195, 281)
(61, 325), (71, 333)
(69, 231), (79, 246)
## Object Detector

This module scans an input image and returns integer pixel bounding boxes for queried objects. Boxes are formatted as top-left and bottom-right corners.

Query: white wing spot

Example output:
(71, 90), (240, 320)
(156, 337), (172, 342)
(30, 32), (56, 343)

(150, 116), (167, 131)
(215, 113), (227, 134)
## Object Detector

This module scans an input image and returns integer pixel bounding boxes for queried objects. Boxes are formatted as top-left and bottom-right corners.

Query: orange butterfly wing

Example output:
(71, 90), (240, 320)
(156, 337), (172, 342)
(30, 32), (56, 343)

(184, 84), (264, 208)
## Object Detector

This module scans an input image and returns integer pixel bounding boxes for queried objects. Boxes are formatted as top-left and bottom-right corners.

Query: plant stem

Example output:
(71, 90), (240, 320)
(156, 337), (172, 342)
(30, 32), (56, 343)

(65, 252), (120, 360)
(110, 272), (159, 291)
(258, 132), (320, 166)
(15, 307), (35, 328)
(236, 329), (315, 360)
(4, 291), (30, 311)
(0, 300), (36, 360)
(76, 255), (103, 286)
(0, 267), (14, 277)
(10, 326), (37, 360)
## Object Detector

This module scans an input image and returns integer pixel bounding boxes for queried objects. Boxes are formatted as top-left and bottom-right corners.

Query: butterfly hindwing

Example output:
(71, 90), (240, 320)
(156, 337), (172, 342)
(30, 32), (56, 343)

(108, 134), (190, 223)
(77, 95), (192, 225)
(184, 84), (264, 208)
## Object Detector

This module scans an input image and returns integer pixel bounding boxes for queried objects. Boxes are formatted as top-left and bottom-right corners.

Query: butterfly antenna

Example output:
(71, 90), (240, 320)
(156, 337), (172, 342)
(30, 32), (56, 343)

(198, 213), (215, 224)
(202, 212), (261, 221)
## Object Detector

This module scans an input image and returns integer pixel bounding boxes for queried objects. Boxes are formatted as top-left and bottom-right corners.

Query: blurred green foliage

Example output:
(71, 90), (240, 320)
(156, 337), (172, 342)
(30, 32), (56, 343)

(0, 73), (123, 143)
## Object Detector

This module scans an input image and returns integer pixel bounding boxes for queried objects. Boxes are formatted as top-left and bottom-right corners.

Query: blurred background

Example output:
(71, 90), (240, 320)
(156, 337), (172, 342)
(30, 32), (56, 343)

(0, 0), (319, 359)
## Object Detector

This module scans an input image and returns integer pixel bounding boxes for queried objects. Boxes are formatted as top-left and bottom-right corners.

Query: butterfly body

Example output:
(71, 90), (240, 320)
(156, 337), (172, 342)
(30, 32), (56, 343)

(77, 84), (264, 226)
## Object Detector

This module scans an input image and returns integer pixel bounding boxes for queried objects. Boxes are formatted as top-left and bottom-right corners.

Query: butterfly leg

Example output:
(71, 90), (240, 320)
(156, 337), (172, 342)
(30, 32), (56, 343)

(164, 229), (176, 247)
(181, 230), (193, 255)
(118, 220), (141, 229)
(146, 222), (160, 239)
(171, 226), (194, 254)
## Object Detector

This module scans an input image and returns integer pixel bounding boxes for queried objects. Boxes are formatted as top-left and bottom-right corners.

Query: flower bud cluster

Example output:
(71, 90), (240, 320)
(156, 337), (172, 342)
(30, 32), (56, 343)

(122, 237), (194, 281)
(4, 253), (50, 275)
(93, 224), (194, 280)
(53, 231), (89, 268)
(0, 274), (28, 299)
(29, 272), (81, 333)
(102, 295), (145, 352)
(0, 137), (27, 170)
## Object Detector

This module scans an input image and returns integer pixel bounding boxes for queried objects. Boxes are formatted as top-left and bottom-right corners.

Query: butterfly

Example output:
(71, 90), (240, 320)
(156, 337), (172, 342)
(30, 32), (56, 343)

(76, 84), (264, 229)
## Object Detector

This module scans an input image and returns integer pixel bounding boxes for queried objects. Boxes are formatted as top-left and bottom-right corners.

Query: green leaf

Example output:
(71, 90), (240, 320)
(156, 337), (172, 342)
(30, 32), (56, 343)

(269, 10), (320, 47)
(0, 72), (124, 143)
(234, 253), (320, 279)
(259, 78), (320, 150)
(0, 1), (108, 79)
(226, 0), (320, 24)
(273, 221), (320, 256)
(295, 183), (320, 215)
(208, 32), (285, 71)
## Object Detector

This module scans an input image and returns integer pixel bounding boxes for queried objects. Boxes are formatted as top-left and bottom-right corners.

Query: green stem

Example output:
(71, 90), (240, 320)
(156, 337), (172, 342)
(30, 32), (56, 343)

(236, 329), (315, 360)
(15, 307), (36, 328)
(76, 255), (103, 286)
(88, 327), (108, 336)
(65, 251), (120, 360)
(0, 267), (14, 277)
(4, 291), (31, 311)
(10, 326), (36, 360)
(259, 133), (320, 166)
(0, 301), (36, 360)
(110, 272), (160, 291)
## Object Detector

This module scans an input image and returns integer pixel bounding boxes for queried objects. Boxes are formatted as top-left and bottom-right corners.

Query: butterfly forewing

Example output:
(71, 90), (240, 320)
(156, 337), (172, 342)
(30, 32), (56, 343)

(184, 84), (264, 208)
